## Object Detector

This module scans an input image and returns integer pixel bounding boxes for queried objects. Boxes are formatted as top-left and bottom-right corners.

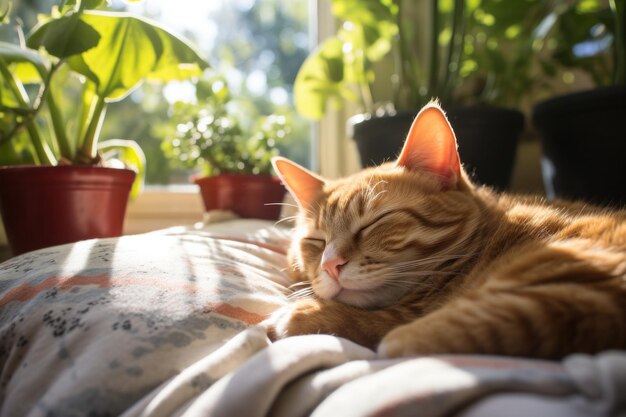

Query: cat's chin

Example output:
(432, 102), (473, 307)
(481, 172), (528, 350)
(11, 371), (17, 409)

(313, 275), (397, 308)
(317, 285), (392, 309)
(334, 288), (383, 308)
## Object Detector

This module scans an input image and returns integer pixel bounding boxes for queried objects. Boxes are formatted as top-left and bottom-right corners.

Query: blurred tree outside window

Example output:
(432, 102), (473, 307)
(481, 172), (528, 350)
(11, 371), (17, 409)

(2, 0), (312, 185)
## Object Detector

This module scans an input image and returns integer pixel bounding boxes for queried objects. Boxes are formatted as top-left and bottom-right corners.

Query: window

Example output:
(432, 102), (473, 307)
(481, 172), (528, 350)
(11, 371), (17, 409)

(107, 0), (313, 186)
(1, 0), (331, 234)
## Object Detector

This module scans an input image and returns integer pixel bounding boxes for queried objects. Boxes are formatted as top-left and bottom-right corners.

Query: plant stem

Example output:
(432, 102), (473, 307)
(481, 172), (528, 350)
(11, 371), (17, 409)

(78, 94), (107, 164)
(0, 59), (57, 165)
(38, 60), (72, 162)
(442, 0), (465, 102)
(75, 80), (95, 150)
(610, 0), (625, 85)
(395, 0), (422, 108)
(35, 61), (73, 162)
(428, 0), (440, 98)
(46, 89), (73, 161)
(356, 38), (374, 113)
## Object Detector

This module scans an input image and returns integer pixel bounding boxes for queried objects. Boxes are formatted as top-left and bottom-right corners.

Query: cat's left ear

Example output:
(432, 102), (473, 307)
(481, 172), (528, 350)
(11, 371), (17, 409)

(396, 102), (461, 188)
(272, 157), (325, 210)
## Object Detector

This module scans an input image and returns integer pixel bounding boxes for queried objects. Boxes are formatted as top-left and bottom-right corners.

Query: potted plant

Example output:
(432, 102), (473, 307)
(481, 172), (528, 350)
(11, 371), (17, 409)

(294, 0), (553, 190)
(0, 0), (207, 255)
(159, 74), (288, 220)
(532, 0), (626, 206)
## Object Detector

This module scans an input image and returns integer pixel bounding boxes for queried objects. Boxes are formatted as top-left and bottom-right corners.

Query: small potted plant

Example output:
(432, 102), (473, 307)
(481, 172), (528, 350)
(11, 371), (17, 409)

(294, 0), (552, 190)
(0, 0), (207, 255)
(160, 75), (288, 220)
(532, 0), (625, 206)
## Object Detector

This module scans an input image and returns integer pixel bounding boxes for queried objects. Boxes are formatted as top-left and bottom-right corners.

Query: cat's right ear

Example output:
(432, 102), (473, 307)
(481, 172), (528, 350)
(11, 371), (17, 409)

(396, 101), (461, 188)
(272, 157), (325, 210)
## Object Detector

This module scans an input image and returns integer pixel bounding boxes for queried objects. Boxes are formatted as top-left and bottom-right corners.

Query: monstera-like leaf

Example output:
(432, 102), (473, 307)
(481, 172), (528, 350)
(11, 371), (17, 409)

(332, 0), (397, 61)
(293, 0), (397, 119)
(27, 13), (101, 59)
(294, 37), (357, 119)
(29, 11), (208, 102)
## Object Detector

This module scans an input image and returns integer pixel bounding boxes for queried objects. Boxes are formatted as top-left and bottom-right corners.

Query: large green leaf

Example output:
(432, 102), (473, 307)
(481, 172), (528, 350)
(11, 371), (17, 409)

(11, 62), (42, 84)
(57, 11), (208, 101)
(294, 37), (357, 119)
(294, 0), (397, 118)
(27, 13), (102, 58)
(332, 0), (397, 61)
(1, 0), (10, 23)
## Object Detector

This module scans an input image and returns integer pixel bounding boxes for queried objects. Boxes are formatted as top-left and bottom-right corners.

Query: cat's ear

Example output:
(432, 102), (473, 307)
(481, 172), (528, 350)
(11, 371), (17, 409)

(396, 101), (461, 188)
(272, 157), (325, 210)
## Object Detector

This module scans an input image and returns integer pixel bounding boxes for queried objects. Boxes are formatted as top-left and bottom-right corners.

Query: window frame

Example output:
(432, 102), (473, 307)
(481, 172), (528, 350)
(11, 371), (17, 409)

(123, 0), (360, 234)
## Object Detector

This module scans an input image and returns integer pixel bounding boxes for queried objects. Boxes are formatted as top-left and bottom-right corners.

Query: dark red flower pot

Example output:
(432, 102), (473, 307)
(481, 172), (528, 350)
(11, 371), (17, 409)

(0, 165), (136, 255)
(194, 174), (286, 220)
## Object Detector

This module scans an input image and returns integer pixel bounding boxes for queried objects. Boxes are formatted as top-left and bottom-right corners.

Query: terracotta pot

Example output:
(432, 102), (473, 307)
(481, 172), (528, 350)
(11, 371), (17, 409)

(0, 165), (136, 255)
(194, 174), (286, 220)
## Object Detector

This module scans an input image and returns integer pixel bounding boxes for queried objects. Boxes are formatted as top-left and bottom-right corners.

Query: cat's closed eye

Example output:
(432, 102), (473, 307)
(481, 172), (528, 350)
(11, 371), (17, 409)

(302, 237), (325, 250)
(356, 211), (397, 237)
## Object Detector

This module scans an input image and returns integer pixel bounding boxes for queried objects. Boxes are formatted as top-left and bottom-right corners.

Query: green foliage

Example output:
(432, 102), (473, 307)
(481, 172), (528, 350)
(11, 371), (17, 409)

(0, 0), (10, 23)
(99, 139), (146, 198)
(0, 0), (208, 192)
(294, 0), (398, 118)
(540, 0), (624, 87)
(29, 11), (207, 102)
(460, 0), (554, 107)
(27, 13), (101, 58)
(296, 0), (622, 116)
(160, 75), (289, 176)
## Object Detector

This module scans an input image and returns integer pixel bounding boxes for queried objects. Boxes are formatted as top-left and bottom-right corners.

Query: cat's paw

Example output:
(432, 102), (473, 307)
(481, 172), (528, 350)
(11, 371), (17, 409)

(377, 323), (438, 358)
(261, 299), (324, 341)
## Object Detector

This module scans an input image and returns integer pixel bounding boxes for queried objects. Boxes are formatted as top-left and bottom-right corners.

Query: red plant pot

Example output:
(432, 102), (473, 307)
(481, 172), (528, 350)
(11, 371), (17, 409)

(0, 165), (136, 255)
(194, 174), (287, 220)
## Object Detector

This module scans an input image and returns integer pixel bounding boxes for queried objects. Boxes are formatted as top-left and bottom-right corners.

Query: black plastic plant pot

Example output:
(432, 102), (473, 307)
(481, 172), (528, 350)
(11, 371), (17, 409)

(533, 86), (626, 207)
(348, 106), (524, 191)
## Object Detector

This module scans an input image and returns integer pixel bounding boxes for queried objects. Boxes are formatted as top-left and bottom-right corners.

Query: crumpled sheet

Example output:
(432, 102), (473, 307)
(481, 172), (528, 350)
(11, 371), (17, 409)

(123, 326), (626, 417)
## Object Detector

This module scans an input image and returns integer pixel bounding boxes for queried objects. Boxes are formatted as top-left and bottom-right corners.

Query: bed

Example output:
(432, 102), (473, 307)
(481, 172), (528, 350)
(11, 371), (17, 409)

(1, 218), (625, 417)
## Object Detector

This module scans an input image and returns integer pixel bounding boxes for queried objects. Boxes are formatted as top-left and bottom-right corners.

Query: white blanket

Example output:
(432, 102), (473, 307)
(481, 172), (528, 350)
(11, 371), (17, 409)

(1, 220), (625, 417)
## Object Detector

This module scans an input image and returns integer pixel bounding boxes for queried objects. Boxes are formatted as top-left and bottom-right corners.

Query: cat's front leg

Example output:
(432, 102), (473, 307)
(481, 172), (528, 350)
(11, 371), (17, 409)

(263, 298), (328, 340)
(378, 315), (453, 358)
(263, 299), (398, 349)
(378, 291), (530, 358)
(378, 283), (625, 359)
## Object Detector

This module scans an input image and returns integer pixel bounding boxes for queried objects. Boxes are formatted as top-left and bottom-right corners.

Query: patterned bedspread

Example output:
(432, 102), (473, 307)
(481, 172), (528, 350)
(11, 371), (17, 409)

(0, 219), (625, 417)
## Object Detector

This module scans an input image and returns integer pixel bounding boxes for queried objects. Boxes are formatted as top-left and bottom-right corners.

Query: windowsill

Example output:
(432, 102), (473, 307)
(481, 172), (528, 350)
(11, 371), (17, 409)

(124, 186), (205, 235)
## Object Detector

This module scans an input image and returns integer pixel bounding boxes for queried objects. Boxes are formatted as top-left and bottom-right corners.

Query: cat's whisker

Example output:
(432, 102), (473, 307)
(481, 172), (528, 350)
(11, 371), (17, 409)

(390, 269), (463, 276)
(288, 281), (311, 289)
(287, 287), (315, 300)
(390, 254), (477, 271)
(274, 216), (299, 226)
(266, 202), (299, 209)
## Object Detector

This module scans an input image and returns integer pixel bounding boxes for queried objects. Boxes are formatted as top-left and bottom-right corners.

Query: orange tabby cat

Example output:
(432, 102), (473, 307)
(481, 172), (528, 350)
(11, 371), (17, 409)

(267, 101), (626, 359)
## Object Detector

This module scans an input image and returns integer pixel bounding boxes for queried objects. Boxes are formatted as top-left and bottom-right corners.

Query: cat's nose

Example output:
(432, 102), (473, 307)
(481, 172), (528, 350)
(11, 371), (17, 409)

(322, 256), (348, 281)
(321, 243), (348, 281)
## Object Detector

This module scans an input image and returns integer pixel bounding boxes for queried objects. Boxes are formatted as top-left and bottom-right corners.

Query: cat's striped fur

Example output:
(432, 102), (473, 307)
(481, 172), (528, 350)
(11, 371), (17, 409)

(267, 102), (626, 359)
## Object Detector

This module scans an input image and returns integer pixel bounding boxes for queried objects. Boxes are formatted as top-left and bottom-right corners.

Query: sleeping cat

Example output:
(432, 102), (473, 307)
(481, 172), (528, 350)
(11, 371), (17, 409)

(266, 101), (626, 359)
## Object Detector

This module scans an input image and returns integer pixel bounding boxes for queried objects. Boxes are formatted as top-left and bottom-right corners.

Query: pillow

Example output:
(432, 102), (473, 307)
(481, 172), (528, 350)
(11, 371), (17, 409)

(0, 220), (290, 417)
